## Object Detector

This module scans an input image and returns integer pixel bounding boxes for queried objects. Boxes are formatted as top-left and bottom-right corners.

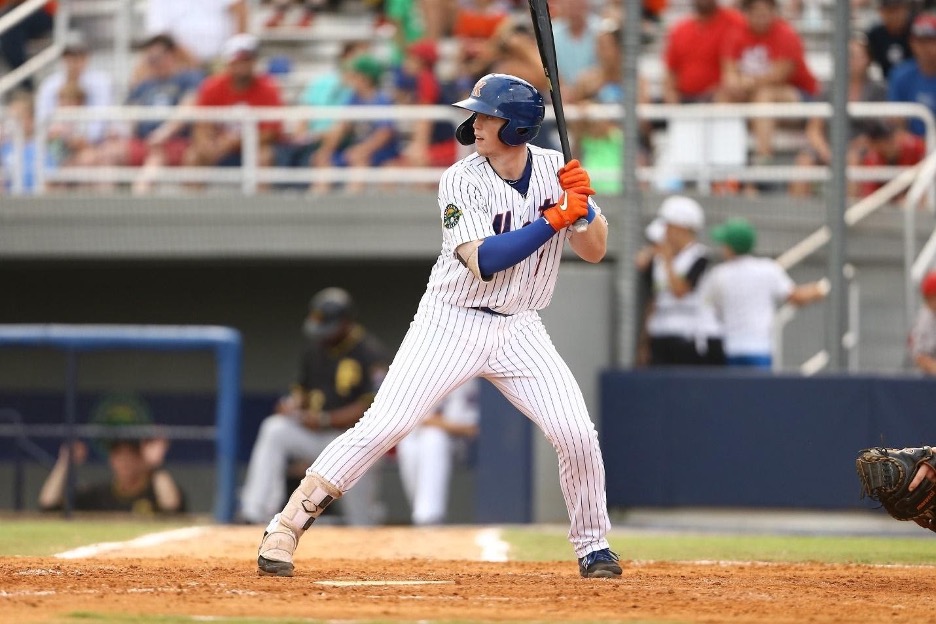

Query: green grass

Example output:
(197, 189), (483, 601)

(0, 517), (193, 557)
(504, 526), (936, 565)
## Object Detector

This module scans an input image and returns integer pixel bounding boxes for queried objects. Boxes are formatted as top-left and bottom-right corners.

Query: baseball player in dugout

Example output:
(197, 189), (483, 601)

(239, 287), (389, 526)
(256, 73), (620, 579)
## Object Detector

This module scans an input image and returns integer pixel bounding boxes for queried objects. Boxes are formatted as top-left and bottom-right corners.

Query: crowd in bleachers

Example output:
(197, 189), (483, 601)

(1, 0), (936, 195)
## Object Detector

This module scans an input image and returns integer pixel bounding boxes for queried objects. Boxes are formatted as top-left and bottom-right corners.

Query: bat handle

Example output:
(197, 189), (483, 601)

(572, 218), (588, 233)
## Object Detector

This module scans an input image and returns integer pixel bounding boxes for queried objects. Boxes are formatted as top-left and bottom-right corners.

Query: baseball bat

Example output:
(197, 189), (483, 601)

(528, 0), (588, 233)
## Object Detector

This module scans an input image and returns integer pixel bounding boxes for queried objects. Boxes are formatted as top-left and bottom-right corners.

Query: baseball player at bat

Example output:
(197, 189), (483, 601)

(257, 73), (619, 579)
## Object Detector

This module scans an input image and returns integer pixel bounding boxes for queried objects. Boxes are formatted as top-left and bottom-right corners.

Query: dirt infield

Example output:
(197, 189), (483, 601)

(3, 526), (936, 623)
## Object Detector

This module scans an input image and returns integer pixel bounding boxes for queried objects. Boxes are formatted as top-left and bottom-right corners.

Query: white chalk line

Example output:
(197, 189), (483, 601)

(53, 525), (209, 559)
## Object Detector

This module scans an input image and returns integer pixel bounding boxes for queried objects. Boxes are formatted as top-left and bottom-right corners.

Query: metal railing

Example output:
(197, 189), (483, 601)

(773, 264), (859, 375)
(3, 101), (935, 196)
(770, 146), (936, 374)
(0, 0), (71, 99)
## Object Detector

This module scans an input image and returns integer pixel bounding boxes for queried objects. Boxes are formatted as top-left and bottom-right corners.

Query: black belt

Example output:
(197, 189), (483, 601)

(471, 306), (513, 317)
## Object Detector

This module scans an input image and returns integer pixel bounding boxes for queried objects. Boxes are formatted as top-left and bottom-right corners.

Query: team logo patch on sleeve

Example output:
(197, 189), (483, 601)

(443, 204), (463, 229)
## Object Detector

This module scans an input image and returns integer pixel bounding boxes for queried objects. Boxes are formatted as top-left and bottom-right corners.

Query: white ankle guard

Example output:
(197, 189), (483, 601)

(279, 472), (342, 534)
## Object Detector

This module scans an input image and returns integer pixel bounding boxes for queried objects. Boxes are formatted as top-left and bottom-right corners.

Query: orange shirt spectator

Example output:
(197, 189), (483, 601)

(452, 0), (509, 39)
(663, 0), (745, 102)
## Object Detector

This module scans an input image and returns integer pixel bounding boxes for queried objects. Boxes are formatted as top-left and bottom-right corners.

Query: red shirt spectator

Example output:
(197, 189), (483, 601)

(723, 10), (818, 96)
(858, 122), (926, 197)
(197, 72), (283, 138)
(185, 33), (282, 170)
(664, 1), (745, 102)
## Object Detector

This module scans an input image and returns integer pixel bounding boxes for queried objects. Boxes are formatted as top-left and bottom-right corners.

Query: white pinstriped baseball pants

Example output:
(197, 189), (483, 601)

(307, 296), (612, 557)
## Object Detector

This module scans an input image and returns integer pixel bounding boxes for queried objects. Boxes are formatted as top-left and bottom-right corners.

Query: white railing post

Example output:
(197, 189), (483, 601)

(772, 303), (796, 372)
(844, 264), (860, 373)
(33, 117), (47, 194)
(241, 111), (258, 195)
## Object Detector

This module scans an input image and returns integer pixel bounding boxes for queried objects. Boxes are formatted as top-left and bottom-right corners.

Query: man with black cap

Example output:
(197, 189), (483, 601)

(239, 287), (389, 526)
(867, 0), (916, 79)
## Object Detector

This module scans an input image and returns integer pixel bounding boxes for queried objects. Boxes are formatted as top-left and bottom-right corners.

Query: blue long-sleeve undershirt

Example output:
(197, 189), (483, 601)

(476, 203), (596, 277)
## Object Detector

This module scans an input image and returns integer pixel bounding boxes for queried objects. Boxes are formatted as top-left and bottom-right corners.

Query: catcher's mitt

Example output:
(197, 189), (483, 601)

(856, 446), (936, 531)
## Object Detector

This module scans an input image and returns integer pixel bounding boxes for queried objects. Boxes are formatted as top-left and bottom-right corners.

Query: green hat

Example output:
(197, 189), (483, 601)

(89, 394), (152, 454)
(711, 217), (756, 254)
(346, 55), (384, 84)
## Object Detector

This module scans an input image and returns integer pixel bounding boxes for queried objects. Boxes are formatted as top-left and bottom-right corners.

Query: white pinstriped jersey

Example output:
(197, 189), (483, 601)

(425, 144), (597, 315)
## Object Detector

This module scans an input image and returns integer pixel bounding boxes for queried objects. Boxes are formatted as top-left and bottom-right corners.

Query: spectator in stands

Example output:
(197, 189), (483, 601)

(867, 0), (916, 79)
(396, 378), (480, 525)
(144, 0), (248, 68)
(37, 395), (186, 515)
(381, 0), (433, 65)
(184, 34), (283, 173)
(116, 35), (206, 195)
(274, 41), (368, 177)
(35, 31), (112, 148)
(888, 12), (936, 137)
(855, 119), (926, 197)
(263, 0), (322, 28)
(701, 217), (829, 369)
(789, 31), (888, 198)
(718, 0), (819, 170)
(643, 195), (725, 366)
(662, 0), (746, 104)
(452, 0), (511, 87)
(0, 90), (55, 194)
(391, 39), (458, 169)
(308, 54), (402, 194)
(239, 288), (388, 526)
(45, 79), (97, 173)
(567, 20), (651, 194)
(457, 17), (549, 96)
(635, 218), (667, 366)
(0, 0), (54, 91)
(551, 0), (601, 88)
(909, 269), (936, 375)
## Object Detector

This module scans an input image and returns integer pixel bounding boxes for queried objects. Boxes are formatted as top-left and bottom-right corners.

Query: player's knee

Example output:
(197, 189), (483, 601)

(555, 421), (599, 456)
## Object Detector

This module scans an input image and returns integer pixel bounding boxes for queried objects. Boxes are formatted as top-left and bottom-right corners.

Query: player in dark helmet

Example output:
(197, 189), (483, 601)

(303, 287), (356, 343)
(239, 287), (389, 526)
(453, 73), (546, 147)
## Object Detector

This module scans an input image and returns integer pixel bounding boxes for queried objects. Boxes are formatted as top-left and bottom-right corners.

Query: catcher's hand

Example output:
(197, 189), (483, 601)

(856, 446), (936, 532)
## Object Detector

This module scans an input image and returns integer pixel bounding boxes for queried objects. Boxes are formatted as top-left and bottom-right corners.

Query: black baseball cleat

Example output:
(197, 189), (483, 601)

(257, 554), (294, 577)
(578, 548), (622, 578)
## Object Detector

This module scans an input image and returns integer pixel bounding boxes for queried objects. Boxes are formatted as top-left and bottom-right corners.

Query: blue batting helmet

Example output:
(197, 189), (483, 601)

(453, 73), (545, 147)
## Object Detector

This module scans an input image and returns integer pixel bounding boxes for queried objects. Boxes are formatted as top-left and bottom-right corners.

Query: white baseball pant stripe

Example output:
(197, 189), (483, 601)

(308, 297), (611, 557)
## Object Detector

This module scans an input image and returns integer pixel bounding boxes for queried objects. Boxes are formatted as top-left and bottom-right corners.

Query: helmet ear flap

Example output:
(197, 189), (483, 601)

(456, 113), (477, 145)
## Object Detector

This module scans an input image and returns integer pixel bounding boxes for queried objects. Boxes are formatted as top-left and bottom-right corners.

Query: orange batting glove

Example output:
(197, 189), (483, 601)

(557, 159), (595, 196)
(542, 192), (589, 231)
